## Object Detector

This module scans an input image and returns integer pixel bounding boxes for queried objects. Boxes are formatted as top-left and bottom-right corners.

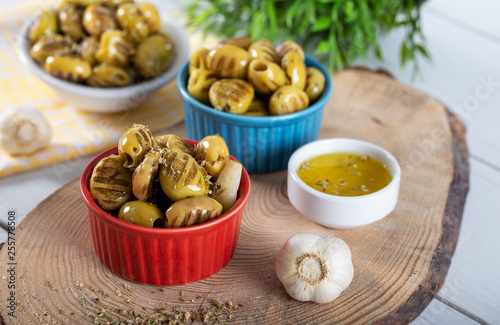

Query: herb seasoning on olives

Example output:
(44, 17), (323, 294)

(89, 124), (243, 228)
(297, 152), (392, 197)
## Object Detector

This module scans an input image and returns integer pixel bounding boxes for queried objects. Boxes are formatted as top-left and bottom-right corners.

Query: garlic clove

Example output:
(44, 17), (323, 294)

(0, 105), (52, 155)
(211, 160), (242, 212)
(276, 232), (354, 304)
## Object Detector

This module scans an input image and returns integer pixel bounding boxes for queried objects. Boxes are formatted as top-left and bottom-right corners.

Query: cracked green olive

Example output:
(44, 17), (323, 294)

(248, 39), (280, 64)
(248, 59), (286, 96)
(188, 48), (210, 74)
(187, 68), (217, 105)
(132, 150), (161, 201)
(86, 64), (130, 87)
(134, 34), (174, 77)
(206, 44), (249, 79)
(95, 30), (133, 67)
(305, 67), (326, 103)
(159, 150), (207, 201)
(90, 154), (132, 211)
(118, 201), (164, 227)
(208, 79), (254, 114)
(61, 0), (100, 6)
(30, 34), (72, 65)
(155, 134), (194, 156)
(194, 134), (229, 178)
(29, 10), (58, 43)
(118, 124), (155, 168)
(44, 55), (92, 82)
(276, 41), (305, 61)
(244, 99), (269, 116)
(165, 196), (222, 228)
(116, 3), (149, 43)
(57, 3), (84, 41)
(218, 36), (253, 50)
(269, 85), (309, 115)
(82, 4), (119, 37)
(100, 0), (133, 8)
(281, 51), (307, 90)
(137, 3), (161, 33)
(76, 36), (99, 66)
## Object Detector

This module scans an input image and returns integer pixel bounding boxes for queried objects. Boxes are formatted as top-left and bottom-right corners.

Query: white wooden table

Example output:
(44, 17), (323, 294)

(1, 0), (499, 323)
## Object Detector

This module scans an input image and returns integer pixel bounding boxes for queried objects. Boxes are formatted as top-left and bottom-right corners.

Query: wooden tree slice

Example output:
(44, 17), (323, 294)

(0, 69), (468, 324)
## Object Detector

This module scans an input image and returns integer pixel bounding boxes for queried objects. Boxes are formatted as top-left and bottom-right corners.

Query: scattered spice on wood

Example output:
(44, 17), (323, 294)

(75, 281), (84, 290)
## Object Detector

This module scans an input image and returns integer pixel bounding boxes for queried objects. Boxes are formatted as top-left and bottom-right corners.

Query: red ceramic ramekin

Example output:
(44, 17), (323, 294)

(80, 140), (251, 286)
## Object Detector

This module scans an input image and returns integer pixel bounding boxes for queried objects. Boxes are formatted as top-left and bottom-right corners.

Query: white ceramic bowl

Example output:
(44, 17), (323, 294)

(287, 138), (401, 229)
(16, 12), (189, 113)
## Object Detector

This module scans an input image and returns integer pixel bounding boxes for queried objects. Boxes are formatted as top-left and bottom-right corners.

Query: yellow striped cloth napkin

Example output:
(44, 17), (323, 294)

(0, 1), (186, 178)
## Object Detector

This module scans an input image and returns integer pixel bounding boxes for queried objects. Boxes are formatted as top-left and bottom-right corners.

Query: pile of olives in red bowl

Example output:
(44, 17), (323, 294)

(80, 124), (251, 285)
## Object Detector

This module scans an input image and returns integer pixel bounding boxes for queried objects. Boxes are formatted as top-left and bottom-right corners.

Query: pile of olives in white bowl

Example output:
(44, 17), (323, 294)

(26, 0), (174, 87)
(89, 124), (243, 228)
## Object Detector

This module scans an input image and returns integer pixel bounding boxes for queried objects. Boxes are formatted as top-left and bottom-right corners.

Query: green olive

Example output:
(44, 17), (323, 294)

(86, 64), (130, 87)
(100, 0), (133, 8)
(118, 201), (164, 227)
(82, 4), (119, 37)
(276, 41), (305, 61)
(118, 124), (155, 168)
(247, 59), (286, 96)
(188, 48), (210, 74)
(244, 99), (269, 116)
(29, 10), (58, 43)
(154, 134), (194, 156)
(44, 55), (92, 82)
(187, 68), (217, 105)
(137, 3), (161, 33)
(206, 44), (249, 79)
(159, 150), (207, 201)
(76, 36), (99, 66)
(269, 85), (309, 115)
(165, 196), (222, 228)
(116, 3), (149, 43)
(30, 34), (71, 65)
(90, 154), (132, 211)
(194, 134), (230, 178)
(132, 150), (161, 201)
(248, 39), (280, 63)
(57, 3), (84, 41)
(305, 67), (326, 103)
(281, 51), (307, 90)
(95, 30), (133, 67)
(60, 0), (100, 6)
(218, 37), (253, 50)
(208, 79), (254, 114)
(134, 34), (174, 77)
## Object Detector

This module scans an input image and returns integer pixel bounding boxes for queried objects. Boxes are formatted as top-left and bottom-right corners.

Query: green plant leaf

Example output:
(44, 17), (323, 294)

(311, 16), (331, 32)
(416, 44), (431, 59)
(400, 41), (408, 67)
(316, 40), (330, 54)
(186, 0), (430, 72)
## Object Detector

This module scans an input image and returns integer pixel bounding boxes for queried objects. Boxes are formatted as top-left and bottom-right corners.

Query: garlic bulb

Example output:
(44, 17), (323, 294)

(275, 233), (354, 303)
(0, 105), (52, 155)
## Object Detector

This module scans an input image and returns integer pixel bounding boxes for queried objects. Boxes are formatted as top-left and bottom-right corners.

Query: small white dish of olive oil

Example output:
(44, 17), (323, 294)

(287, 138), (401, 229)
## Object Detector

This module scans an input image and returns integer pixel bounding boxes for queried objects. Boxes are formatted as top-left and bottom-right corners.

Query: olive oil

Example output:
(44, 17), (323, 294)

(297, 152), (392, 197)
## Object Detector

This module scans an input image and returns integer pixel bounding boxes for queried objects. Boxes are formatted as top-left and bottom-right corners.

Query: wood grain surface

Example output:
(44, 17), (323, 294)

(0, 69), (469, 324)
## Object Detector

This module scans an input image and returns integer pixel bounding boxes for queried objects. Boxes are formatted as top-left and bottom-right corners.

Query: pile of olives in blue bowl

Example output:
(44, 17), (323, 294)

(187, 37), (326, 116)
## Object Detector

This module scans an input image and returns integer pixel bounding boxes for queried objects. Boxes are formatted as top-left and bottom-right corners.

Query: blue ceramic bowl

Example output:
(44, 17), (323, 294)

(177, 55), (332, 173)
